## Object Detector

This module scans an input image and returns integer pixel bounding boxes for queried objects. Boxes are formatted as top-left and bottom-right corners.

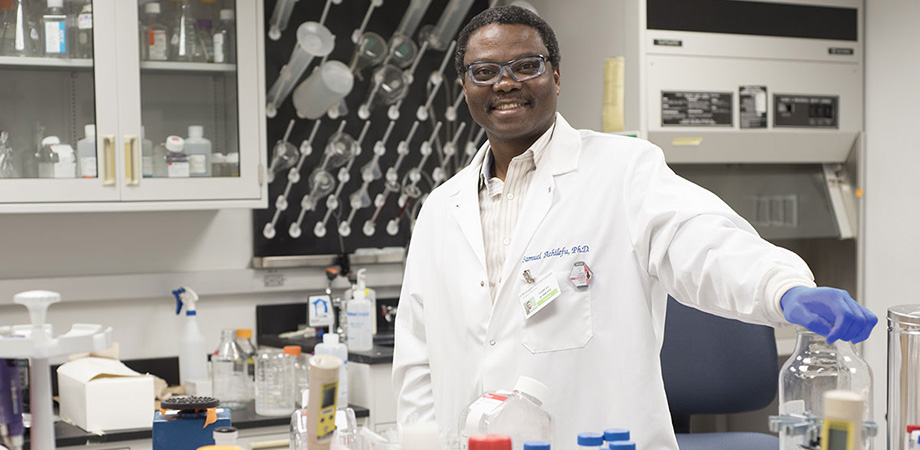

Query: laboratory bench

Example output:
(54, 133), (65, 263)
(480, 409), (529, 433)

(23, 402), (369, 449)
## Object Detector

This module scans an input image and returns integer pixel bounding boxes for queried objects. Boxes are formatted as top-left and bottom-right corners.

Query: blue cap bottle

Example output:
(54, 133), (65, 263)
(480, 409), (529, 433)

(603, 428), (630, 443)
(578, 432), (605, 449)
(609, 441), (636, 450)
(524, 441), (551, 450)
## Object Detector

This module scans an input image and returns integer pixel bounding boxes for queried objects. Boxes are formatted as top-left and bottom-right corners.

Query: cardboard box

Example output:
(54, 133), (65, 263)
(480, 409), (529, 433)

(57, 357), (155, 432)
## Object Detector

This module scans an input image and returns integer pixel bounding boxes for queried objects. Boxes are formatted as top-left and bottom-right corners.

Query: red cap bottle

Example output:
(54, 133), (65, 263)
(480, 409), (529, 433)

(469, 434), (512, 450)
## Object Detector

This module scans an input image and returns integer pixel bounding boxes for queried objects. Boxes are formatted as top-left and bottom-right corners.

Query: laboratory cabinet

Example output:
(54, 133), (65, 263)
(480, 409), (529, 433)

(0, 0), (267, 212)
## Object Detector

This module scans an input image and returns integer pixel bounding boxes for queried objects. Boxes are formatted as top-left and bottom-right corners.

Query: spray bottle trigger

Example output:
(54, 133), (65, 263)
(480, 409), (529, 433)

(172, 287), (186, 315)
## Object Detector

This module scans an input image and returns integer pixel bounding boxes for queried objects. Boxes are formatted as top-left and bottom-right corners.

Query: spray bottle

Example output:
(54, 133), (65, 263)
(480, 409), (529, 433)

(173, 287), (208, 389)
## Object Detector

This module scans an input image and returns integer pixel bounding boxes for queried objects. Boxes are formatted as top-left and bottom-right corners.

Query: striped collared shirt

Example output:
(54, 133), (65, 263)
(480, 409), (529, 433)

(479, 122), (556, 302)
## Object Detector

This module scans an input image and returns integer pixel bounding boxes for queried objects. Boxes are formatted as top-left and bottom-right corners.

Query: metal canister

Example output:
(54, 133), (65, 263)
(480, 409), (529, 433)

(888, 305), (920, 450)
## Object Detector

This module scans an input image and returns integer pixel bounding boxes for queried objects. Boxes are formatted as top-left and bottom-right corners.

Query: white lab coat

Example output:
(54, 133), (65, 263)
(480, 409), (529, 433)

(392, 113), (815, 450)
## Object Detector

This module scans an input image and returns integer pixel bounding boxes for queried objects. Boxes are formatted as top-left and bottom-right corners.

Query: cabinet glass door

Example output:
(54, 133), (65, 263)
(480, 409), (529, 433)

(118, 0), (261, 203)
(0, 0), (120, 204)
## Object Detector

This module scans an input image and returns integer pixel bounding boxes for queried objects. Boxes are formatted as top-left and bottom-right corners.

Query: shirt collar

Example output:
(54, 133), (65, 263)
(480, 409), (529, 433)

(478, 120), (557, 189)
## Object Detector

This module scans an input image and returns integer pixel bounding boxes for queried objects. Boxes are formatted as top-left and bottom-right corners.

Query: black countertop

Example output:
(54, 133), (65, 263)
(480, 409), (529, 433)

(28, 402), (369, 448)
(259, 334), (395, 365)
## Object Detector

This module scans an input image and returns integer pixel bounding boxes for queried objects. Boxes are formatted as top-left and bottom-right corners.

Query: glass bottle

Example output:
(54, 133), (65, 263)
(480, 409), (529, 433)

(778, 328), (873, 450)
(211, 328), (251, 410)
(72, 0), (92, 59)
(458, 376), (554, 450)
(255, 348), (295, 416)
(141, 2), (169, 61)
(212, 9), (234, 64)
(41, 0), (68, 58)
(194, 18), (212, 62)
(0, 131), (19, 179)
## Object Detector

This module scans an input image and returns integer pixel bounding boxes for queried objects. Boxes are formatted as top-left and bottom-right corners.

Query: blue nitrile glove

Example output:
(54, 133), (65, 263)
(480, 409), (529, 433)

(780, 286), (878, 343)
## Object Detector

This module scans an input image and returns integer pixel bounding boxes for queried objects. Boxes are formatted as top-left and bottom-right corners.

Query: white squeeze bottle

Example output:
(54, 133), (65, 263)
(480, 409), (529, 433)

(314, 333), (348, 408)
(346, 290), (373, 351)
(185, 125), (212, 177)
(173, 286), (208, 388)
(76, 124), (96, 178)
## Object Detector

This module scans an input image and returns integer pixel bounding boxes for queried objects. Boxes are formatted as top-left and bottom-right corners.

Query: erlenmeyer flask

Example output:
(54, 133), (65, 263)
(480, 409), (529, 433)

(357, 64), (409, 119)
(778, 328), (873, 450)
(349, 32), (387, 81)
(267, 140), (299, 183)
(387, 34), (418, 69)
(324, 131), (357, 168)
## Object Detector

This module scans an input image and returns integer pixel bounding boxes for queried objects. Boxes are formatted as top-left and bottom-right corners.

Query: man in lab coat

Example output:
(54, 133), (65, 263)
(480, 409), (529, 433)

(392, 6), (876, 450)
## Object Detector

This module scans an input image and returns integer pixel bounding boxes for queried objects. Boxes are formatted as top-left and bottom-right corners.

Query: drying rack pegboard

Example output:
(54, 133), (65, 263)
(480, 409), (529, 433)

(253, 0), (492, 261)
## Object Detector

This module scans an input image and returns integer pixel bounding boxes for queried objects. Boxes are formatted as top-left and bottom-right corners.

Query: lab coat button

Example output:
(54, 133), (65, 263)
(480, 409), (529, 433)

(506, 193), (514, 200)
(503, 238), (510, 246)
(489, 339), (496, 346)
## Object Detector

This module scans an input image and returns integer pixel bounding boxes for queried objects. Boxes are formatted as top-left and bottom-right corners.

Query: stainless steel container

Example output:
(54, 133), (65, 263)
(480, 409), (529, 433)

(888, 305), (920, 450)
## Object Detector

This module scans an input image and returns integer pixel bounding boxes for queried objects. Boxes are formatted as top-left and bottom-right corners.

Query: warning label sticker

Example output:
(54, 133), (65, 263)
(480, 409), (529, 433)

(662, 91), (733, 126)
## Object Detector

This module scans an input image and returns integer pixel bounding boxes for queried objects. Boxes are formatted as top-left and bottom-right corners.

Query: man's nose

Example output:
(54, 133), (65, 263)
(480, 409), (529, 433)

(492, 66), (521, 92)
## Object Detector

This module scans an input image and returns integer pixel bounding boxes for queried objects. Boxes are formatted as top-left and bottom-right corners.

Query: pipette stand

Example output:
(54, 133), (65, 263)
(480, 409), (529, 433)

(0, 290), (113, 449)
(769, 413), (878, 450)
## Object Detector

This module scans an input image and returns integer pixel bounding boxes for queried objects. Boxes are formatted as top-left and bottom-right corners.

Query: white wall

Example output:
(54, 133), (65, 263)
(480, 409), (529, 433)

(0, 209), (403, 362)
(863, 1), (920, 448)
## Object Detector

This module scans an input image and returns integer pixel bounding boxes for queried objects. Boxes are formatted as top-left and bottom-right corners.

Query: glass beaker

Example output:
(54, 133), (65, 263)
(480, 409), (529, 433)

(779, 328), (873, 450)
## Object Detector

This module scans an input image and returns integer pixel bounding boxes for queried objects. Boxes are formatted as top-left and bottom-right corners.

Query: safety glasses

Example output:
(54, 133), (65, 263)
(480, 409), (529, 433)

(465, 55), (547, 86)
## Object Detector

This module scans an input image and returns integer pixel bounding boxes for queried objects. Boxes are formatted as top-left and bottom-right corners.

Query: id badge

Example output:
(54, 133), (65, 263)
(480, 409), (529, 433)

(519, 272), (561, 319)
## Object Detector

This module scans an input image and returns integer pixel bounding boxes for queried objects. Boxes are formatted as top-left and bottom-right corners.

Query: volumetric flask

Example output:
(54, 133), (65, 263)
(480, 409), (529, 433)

(266, 22), (335, 118)
(349, 32), (387, 80)
(268, 0), (299, 41)
(387, 34), (418, 69)
(428, 0), (474, 51)
(778, 328), (873, 450)
(358, 64), (409, 119)
(292, 61), (355, 120)
(323, 131), (357, 169)
(395, 0), (433, 39)
(888, 306), (920, 450)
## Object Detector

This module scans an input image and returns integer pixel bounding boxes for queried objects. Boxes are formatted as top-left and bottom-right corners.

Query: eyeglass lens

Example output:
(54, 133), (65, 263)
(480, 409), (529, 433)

(469, 56), (545, 84)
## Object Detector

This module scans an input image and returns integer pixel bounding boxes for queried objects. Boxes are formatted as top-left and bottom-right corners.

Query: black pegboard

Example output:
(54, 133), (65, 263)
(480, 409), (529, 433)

(253, 0), (490, 258)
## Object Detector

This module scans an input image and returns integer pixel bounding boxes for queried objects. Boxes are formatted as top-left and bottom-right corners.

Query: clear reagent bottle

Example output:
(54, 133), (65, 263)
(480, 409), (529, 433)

(459, 376), (555, 450)
(185, 125), (212, 177)
(41, 0), (68, 58)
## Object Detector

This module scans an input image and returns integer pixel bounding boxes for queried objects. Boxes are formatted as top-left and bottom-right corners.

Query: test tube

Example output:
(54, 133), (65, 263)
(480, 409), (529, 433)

(395, 0), (433, 39)
(266, 22), (335, 118)
(427, 0), (475, 51)
(268, 0), (299, 41)
(292, 60), (355, 120)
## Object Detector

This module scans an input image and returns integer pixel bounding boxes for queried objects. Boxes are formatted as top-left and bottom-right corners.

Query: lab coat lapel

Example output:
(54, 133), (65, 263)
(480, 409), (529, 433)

(494, 114), (582, 301)
(447, 142), (490, 272)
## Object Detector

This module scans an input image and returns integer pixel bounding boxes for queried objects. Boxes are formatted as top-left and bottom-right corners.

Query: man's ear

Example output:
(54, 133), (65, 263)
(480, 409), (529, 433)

(554, 67), (561, 96)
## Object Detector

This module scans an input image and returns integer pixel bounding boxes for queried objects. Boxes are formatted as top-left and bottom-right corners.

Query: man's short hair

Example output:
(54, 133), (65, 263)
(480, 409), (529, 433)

(454, 5), (561, 78)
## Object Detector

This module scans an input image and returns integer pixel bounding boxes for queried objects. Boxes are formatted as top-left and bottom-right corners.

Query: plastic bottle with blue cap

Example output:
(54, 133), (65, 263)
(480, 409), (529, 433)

(603, 428), (630, 445)
(577, 432), (604, 450)
(173, 286), (208, 389)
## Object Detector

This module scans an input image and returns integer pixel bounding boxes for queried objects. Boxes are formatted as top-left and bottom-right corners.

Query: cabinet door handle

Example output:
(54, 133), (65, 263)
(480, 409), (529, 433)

(124, 135), (140, 186)
(102, 135), (116, 186)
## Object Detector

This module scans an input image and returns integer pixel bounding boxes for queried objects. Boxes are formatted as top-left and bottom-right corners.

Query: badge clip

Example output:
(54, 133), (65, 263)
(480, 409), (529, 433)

(523, 269), (535, 284)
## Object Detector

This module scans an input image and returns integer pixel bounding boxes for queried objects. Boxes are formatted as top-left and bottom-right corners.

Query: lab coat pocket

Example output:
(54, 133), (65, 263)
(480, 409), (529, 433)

(521, 271), (593, 353)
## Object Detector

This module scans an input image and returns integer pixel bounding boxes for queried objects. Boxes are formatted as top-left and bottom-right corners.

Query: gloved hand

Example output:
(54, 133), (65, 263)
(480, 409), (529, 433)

(780, 286), (877, 343)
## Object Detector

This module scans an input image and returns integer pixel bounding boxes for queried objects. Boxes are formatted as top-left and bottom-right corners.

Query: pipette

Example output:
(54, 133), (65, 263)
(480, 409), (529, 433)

(339, 121), (397, 237)
(289, 121), (355, 238)
(416, 40), (456, 121)
(266, 22), (335, 118)
(268, 0), (299, 41)
(263, 120), (322, 240)
(315, 121), (372, 238)
(395, 0), (433, 39)
(351, 0), (384, 44)
(427, 0), (475, 51)
(386, 122), (442, 236)
(267, 119), (299, 183)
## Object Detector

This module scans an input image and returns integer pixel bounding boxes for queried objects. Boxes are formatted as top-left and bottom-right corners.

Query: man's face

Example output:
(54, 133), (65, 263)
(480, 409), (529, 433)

(461, 24), (560, 145)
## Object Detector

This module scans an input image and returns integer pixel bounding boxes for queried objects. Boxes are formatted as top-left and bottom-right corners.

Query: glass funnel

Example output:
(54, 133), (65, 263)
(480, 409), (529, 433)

(779, 328), (873, 450)
(349, 32), (387, 81)
(323, 131), (357, 169)
(357, 64), (409, 119)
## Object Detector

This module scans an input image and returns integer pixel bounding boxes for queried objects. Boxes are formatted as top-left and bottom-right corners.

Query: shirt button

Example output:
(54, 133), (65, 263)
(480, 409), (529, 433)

(503, 238), (510, 246)
(489, 339), (496, 346)
(506, 193), (514, 200)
